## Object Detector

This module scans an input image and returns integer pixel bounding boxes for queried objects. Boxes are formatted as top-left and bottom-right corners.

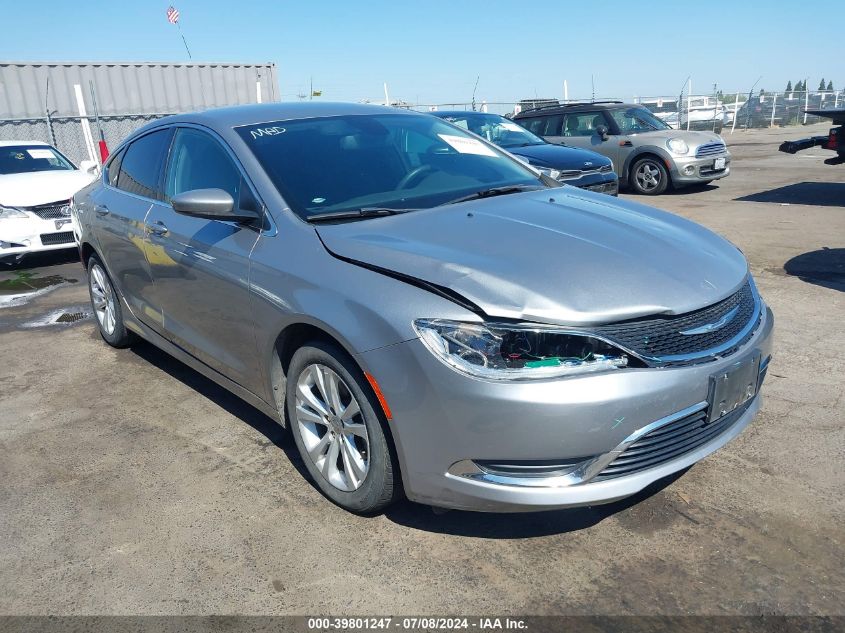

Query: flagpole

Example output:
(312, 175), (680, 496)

(177, 22), (192, 60)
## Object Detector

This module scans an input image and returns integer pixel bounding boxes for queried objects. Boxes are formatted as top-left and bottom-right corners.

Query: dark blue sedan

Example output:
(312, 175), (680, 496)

(433, 110), (618, 195)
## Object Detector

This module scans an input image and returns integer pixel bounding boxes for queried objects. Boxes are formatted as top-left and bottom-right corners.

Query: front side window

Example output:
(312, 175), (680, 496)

(236, 113), (544, 219)
(117, 130), (171, 199)
(0, 145), (74, 174)
(562, 112), (606, 137)
(439, 114), (546, 149)
(165, 128), (242, 205)
(609, 107), (671, 133)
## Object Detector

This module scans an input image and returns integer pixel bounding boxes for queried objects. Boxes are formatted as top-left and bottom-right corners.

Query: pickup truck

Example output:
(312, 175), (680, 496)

(779, 108), (845, 165)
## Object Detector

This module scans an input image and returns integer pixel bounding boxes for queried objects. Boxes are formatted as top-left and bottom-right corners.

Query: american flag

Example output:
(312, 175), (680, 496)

(166, 6), (180, 24)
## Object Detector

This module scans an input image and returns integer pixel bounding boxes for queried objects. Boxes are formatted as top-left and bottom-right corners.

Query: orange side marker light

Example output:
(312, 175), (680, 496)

(365, 372), (393, 420)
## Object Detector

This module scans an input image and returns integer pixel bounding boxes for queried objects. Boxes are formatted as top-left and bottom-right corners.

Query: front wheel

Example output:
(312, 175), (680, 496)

(630, 157), (670, 195)
(286, 341), (401, 514)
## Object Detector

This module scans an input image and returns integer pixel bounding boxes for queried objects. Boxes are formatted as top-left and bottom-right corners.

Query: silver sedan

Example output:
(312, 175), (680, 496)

(72, 103), (772, 513)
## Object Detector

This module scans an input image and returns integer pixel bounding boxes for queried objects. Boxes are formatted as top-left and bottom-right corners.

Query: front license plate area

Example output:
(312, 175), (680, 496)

(714, 157), (726, 170)
(707, 353), (760, 422)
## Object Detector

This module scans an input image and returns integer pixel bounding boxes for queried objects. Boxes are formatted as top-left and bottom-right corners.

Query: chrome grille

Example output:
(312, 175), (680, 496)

(592, 280), (759, 363)
(695, 141), (726, 158)
(592, 401), (750, 481)
(40, 231), (75, 246)
(558, 164), (614, 180)
(27, 200), (70, 220)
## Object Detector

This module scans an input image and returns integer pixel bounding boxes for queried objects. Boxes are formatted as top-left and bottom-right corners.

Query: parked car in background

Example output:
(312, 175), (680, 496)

(73, 103), (772, 515)
(514, 102), (731, 195)
(433, 110), (618, 195)
(1, 141), (98, 263)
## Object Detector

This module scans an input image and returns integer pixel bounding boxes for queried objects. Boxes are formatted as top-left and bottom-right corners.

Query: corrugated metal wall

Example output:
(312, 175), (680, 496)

(0, 61), (278, 164)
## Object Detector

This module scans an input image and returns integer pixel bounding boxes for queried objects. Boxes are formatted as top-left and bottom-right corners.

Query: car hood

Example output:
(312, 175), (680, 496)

(315, 189), (748, 326)
(0, 170), (95, 207)
(508, 143), (612, 170)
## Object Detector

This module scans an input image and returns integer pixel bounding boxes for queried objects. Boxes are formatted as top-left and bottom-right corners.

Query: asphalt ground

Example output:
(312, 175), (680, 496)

(1, 123), (843, 616)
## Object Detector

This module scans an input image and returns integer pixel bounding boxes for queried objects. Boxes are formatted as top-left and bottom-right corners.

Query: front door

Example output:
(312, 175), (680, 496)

(145, 127), (262, 390)
(557, 110), (620, 167)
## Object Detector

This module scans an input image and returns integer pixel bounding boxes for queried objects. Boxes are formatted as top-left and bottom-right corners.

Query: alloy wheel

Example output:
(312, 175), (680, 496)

(89, 263), (116, 336)
(295, 364), (370, 492)
(635, 161), (663, 192)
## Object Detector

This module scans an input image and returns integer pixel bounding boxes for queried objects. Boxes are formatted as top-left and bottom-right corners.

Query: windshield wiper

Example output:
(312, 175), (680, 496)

(306, 207), (412, 223)
(442, 185), (543, 206)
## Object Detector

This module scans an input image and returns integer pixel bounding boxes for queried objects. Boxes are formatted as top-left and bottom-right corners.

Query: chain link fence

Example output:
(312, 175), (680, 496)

(404, 90), (845, 132)
(3, 88), (843, 166)
(0, 113), (171, 166)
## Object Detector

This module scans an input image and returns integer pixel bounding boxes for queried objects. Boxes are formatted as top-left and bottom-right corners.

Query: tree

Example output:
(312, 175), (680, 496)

(786, 80), (793, 92)
(818, 78), (826, 91)
(827, 80), (834, 90)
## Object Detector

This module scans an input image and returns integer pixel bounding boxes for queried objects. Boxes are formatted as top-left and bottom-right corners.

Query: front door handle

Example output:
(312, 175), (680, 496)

(147, 220), (169, 236)
(94, 204), (109, 216)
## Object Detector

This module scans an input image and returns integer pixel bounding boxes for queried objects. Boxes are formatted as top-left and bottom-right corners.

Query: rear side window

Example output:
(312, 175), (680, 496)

(106, 148), (125, 187)
(117, 130), (171, 199)
(517, 117), (544, 135)
(164, 128), (242, 205)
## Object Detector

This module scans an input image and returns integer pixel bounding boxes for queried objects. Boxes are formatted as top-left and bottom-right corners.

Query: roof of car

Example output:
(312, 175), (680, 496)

(515, 101), (633, 117)
(155, 102), (418, 129)
(0, 140), (49, 147)
(432, 110), (498, 118)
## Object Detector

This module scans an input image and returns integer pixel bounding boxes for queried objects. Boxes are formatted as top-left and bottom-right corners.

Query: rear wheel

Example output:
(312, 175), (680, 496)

(87, 255), (134, 348)
(286, 341), (401, 514)
(630, 156), (670, 195)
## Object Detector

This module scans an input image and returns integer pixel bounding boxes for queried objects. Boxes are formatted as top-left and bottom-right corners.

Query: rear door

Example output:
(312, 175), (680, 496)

(145, 126), (262, 389)
(88, 128), (172, 332)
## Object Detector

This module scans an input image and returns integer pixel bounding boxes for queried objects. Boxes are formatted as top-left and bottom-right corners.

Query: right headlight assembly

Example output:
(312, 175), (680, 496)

(413, 319), (629, 381)
(0, 205), (28, 220)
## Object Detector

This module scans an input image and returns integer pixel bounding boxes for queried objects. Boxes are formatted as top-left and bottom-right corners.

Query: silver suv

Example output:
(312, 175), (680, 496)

(514, 101), (731, 195)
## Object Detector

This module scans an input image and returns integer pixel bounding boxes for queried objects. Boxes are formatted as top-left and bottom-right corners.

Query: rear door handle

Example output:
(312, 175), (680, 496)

(147, 220), (169, 236)
(94, 204), (109, 216)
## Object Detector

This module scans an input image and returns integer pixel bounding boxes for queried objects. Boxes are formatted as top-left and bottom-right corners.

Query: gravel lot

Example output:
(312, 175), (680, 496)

(1, 124), (843, 616)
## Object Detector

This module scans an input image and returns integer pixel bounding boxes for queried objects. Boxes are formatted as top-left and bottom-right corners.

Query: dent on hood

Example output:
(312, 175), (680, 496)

(316, 190), (749, 327)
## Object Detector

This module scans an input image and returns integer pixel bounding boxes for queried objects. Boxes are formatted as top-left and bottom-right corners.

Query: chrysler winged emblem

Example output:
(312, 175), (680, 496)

(679, 305), (740, 336)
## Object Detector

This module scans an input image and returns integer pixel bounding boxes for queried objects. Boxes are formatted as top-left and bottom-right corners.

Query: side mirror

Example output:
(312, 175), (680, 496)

(171, 188), (259, 223)
(595, 125), (610, 141)
(79, 160), (99, 175)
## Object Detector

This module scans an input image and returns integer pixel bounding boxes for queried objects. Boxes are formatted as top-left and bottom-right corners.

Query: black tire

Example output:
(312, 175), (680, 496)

(285, 341), (401, 514)
(630, 156), (670, 195)
(87, 255), (134, 348)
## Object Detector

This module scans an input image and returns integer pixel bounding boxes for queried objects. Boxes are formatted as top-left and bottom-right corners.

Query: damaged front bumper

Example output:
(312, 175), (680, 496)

(0, 215), (77, 260)
(358, 304), (773, 512)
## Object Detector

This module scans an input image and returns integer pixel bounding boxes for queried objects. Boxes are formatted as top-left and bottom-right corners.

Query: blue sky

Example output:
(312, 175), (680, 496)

(2, 0), (842, 105)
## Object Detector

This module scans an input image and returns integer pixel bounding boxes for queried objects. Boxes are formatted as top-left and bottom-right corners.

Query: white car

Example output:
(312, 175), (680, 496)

(1, 141), (98, 263)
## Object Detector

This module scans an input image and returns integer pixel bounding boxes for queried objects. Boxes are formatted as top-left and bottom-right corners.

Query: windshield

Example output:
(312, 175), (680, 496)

(0, 145), (75, 175)
(438, 113), (546, 149)
(236, 113), (545, 219)
(609, 107), (671, 133)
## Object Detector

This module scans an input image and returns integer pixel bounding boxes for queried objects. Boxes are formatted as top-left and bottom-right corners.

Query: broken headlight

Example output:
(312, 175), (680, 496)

(413, 319), (629, 381)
